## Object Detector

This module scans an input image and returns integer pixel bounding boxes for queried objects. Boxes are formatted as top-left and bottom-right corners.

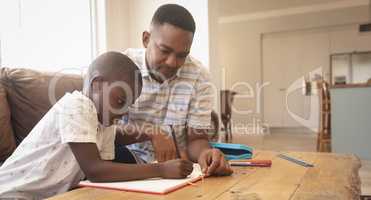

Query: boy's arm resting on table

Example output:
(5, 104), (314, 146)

(68, 143), (194, 182)
(186, 128), (233, 177)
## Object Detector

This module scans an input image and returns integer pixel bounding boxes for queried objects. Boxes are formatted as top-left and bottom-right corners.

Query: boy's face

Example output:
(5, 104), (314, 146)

(106, 85), (130, 125)
(92, 77), (139, 126)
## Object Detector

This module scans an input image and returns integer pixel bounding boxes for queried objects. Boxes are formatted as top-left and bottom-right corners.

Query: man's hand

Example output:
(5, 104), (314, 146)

(151, 131), (178, 162)
(198, 148), (233, 177)
(159, 159), (194, 179)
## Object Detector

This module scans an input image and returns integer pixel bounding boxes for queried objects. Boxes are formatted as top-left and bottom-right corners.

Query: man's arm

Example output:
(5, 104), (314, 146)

(186, 128), (210, 162)
(185, 67), (232, 176)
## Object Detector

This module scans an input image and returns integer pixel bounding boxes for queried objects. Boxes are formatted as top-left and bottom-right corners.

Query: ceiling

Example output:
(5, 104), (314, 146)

(218, 0), (350, 17)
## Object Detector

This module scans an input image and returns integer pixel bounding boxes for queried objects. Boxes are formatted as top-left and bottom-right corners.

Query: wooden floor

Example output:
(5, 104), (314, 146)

(228, 128), (371, 196)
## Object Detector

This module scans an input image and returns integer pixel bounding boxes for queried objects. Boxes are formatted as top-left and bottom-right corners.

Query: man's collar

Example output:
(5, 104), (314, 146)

(141, 51), (150, 78)
(142, 50), (182, 82)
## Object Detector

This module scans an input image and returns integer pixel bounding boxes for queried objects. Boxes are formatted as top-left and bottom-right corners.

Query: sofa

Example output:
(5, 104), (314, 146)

(0, 67), (82, 162)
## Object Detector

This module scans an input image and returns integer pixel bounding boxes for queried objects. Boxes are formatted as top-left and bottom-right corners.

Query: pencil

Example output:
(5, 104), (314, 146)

(170, 125), (181, 159)
(277, 154), (314, 167)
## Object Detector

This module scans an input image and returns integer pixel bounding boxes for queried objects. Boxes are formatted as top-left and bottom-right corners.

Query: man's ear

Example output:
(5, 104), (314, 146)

(142, 31), (150, 48)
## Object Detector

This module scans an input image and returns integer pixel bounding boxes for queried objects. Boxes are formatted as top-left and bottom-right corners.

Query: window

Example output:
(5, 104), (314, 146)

(0, 0), (96, 73)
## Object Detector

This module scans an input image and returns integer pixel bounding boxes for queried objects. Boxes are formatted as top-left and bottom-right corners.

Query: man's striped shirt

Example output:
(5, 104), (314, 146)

(123, 48), (213, 163)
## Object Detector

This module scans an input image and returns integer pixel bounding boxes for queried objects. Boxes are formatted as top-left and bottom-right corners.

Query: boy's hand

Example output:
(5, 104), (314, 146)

(198, 148), (233, 177)
(159, 159), (194, 179)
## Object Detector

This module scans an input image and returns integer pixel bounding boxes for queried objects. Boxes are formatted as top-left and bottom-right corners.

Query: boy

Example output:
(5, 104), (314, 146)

(0, 52), (193, 200)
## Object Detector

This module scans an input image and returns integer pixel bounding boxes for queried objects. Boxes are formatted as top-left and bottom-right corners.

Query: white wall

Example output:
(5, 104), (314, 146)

(105, 0), (130, 52)
(208, 0), (222, 114)
(218, 2), (371, 127)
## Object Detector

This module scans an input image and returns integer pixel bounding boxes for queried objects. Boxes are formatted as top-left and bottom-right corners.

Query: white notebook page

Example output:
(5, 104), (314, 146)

(79, 164), (203, 194)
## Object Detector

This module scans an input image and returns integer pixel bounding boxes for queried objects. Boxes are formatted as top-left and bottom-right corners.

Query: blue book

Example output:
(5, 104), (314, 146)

(210, 142), (253, 160)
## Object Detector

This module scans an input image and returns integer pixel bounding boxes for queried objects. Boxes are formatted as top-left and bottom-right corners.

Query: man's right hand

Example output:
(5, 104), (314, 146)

(151, 131), (178, 162)
(159, 159), (194, 179)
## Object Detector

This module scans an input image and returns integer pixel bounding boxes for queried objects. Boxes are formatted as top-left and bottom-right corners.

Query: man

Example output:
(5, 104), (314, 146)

(117, 4), (232, 176)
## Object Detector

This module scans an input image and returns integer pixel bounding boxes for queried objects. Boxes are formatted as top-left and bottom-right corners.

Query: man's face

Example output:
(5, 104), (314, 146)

(143, 23), (194, 81)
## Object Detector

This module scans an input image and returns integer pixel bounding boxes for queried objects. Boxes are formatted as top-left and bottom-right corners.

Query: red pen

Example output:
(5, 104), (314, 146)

(229, 160), (272, 167)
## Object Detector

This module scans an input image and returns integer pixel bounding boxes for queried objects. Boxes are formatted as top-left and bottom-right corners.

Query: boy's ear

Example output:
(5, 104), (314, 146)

(142, 31), (150, 48)
(90, 75), (104, 92)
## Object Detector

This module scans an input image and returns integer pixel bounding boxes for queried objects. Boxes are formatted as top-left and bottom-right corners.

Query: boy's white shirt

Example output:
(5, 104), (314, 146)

(0, 91), (116, 200)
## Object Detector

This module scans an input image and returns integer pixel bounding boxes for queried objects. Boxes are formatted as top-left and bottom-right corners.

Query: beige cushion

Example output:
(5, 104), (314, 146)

(0, 68), (83, 145)
(0, 78), (16, 162)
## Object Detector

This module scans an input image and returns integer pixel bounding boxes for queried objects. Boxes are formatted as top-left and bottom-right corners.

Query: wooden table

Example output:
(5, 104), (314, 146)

(48, 151), (361, 200)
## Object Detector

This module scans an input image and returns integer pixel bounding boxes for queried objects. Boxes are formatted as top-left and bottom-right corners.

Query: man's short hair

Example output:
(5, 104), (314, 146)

(151, 4), (196, 34)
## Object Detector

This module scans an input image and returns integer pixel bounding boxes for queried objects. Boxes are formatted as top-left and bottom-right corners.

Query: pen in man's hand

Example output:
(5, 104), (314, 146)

(170, 125), (181, 159)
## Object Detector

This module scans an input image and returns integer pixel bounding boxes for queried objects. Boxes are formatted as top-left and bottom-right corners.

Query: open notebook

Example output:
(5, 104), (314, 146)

(78, 164), (203, 195)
